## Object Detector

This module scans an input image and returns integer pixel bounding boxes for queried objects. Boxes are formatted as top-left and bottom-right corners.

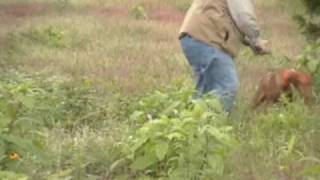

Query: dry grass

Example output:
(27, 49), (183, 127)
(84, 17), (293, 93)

(0, 0), (189, 95)
(0, 0), (306, 97)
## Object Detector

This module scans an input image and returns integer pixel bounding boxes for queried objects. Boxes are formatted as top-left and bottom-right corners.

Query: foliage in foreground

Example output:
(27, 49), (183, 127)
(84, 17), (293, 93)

(0, 71), (115, 179)
(228, 99), (320, 179)
(0, 71), (319, 180)
(109, 89), (320, 180)
(112, 90), (237, 179)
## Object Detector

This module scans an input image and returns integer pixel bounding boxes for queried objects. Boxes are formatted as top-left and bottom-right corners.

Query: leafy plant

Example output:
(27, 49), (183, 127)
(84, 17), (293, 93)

(20, 25), (85, 49)
(297, 40), (320, 91)
(112, 88), (237, 179)
(0, 71), (110, 174)
(294, 0), (320, 41)
(131, 5), (148, 20)
(24, 25), (67, 48)
(0, 73), (47, 171)
(229, 100), (320, 179)
(0, 171), (28, 180)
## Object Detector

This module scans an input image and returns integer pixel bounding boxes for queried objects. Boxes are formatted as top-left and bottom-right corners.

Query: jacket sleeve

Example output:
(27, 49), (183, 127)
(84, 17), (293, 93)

(226, 0), (262, 47)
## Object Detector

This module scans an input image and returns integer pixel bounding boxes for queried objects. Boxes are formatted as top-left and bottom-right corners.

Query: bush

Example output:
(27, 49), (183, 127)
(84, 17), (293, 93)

(0, 71), (110, 175)
(110, 88), (237, 179)
(297, 41), (320, 92)
(294, 0), (320, 92)
(0, 171), (28, 180)
(294, 0), (320, 41)
(131, 5), (148, 20)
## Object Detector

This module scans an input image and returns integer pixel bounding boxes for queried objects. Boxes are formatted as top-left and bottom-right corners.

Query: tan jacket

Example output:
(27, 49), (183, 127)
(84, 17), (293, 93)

(179, 0), (244, 57)
(227, 0), (262, 48)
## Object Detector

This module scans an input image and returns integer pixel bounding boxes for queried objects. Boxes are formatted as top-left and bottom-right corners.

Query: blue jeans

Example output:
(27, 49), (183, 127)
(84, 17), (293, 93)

(180, 35), (239, 112)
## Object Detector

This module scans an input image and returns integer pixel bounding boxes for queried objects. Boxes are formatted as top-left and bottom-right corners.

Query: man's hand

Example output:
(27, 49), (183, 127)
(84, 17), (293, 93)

(254, 39), (271, 55)
(243, 37), (271, 55)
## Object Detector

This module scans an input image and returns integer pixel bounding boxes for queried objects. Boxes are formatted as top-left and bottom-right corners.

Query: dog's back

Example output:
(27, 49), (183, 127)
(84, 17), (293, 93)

(252, 69), (314, 109)
(253, 71), (282, 107)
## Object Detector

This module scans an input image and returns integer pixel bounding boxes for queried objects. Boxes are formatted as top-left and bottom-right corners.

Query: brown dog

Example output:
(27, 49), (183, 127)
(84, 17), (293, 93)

(253, 69), (313, 108)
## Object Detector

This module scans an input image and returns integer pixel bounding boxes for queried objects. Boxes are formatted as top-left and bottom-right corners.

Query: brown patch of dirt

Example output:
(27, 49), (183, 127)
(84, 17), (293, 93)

(91, 6), (184, 23)
(0, 3), (50, 26)
(149, 7), (184, 23)
(0, 3), (48, 18)
(91, 7), (129, 18)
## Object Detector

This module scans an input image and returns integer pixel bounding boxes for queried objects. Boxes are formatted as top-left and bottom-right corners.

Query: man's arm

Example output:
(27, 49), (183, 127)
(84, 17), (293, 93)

(226, 0), (270, 54)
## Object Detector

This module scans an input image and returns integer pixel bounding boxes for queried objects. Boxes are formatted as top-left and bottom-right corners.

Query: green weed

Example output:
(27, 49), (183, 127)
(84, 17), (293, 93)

(298, 40), (320, 91)
(109, 88), (237, 179)
(131, 5), (148, 20)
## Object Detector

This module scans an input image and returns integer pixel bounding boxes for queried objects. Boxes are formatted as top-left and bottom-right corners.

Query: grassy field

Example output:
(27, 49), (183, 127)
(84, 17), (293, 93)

(0, 0), (320, 179)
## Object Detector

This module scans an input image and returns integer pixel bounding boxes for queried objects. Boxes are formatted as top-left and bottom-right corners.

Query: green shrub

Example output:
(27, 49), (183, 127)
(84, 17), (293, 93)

(297, 41), (320, 92)
(0, 171), (28, 180)
(294, 0), (320, 41)
(227, 99), (320, 179)
(0, 72), (48, 172)
(0, 71), (110, 175)
(111, 88), (237, 179)
(20, 25), (86, 49)
(23, 25), (68, 48)
(131, 5), (148, 20)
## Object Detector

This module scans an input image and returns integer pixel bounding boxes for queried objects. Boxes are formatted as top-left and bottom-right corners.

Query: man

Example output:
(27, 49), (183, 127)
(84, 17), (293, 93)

(179, 0), (270, 112)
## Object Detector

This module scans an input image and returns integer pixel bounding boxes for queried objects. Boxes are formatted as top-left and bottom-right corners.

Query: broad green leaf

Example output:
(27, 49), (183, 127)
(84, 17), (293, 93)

(162, 101), (181, 115)
(207, 126), (235, 147)
(208, 155), (224, 176)
(130, 111), (144, 121)
(0, 115), (11, 129)
(188, 141), (202, 157)
(207, 127), (226, 141)
(167, 132), (183, 140)
(287, 134), (296, 154)
(192, 101), (205, 118)
(0, 140), (5, 161)
(131, 137), (148, 152)
(16, 94), (35, 109)
(0, 134), (41, 154)
(0, 171), (28, 180)
(300, 165), (320, 176)
(307, 60), (320, 73)
(130, 154), (157, 170)
(155, 141), (169, 161)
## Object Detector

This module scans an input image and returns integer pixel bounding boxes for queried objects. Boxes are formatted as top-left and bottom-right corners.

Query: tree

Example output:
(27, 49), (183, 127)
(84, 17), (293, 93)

(294, 0), (320, 91)
(294, 0), (320, 41)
